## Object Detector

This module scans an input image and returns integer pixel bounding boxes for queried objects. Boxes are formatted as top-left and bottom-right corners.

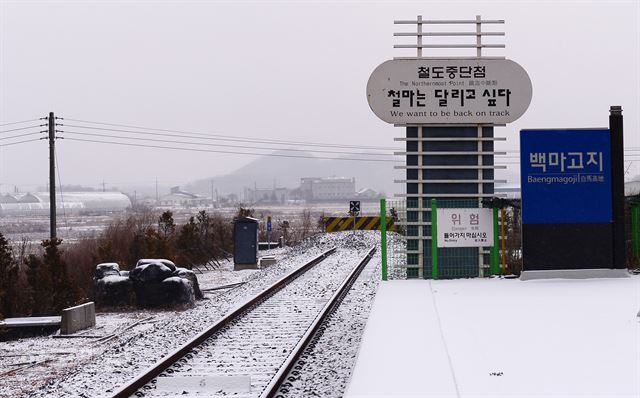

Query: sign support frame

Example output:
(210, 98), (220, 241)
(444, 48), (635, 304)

(380, 198), (388, 281)
(369, 15), (528, 279)
(609, 106), (625, 269)
(431, 198), (439, 279)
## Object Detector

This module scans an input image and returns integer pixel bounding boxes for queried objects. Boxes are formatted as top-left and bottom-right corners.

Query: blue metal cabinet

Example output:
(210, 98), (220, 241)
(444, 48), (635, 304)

(234, 217), (259, 265)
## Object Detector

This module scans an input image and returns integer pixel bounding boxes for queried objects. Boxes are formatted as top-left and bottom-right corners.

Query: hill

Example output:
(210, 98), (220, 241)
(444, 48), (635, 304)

(186, 151), (401, 197)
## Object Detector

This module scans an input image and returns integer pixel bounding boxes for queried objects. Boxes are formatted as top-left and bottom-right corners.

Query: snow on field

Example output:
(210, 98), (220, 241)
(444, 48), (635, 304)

(345, 276), (640, 398)
(0, 231), (379, 397)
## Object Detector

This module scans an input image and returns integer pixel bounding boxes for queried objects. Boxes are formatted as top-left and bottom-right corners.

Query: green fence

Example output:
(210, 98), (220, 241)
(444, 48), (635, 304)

(383, 198), (407, 280)
(381, 197), (511, 280)
(426, 198), (497, 279)
(381, 196), (640, 280)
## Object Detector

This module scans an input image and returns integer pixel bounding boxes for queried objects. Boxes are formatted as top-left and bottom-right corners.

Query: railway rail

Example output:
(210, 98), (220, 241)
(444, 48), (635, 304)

(261, 246), (376, 398)
(109, 246), (374, 397)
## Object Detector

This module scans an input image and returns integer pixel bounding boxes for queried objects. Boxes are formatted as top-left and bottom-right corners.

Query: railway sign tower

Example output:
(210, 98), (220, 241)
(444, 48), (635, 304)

(367, 16), (532, 278)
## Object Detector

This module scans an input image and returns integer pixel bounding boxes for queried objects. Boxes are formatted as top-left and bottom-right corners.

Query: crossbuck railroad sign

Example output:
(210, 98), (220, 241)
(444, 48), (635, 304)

(349, 201), (361, 215)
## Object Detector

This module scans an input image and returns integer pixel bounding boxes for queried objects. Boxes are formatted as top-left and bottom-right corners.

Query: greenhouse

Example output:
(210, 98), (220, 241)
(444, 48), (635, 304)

(0, 191), (131, 216)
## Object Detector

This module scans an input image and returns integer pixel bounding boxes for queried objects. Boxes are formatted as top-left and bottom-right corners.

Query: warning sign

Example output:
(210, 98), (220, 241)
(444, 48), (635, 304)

(436, 208), (494, 248)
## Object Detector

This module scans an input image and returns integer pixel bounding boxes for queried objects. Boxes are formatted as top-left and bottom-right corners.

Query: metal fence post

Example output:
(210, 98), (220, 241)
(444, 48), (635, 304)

(632, 204), (639, 261)
(500, 208), (507, 274)
(490, 206), (500, 275)
(380, 198), (388, 281)
(431, 198), (438, 280)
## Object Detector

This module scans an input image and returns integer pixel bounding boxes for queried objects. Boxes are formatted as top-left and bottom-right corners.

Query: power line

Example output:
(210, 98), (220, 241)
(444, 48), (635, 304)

(62, 123), (400, 151)
(0, 138), (41, 147)
(63, 118), (400, 150)
(64, 137), (403, 163)
(0, 119), (40, 127)
(0, 125), (44, 134)
(0, 132), (43, 141)
(61, 130), (397, 157)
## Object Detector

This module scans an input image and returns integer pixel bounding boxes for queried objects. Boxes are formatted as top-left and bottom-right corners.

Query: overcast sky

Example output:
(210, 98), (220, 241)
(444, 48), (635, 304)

(0, 0), (638, 193)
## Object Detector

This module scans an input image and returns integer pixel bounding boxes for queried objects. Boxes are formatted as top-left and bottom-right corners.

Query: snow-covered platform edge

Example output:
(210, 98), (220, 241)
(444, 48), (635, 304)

(520, 268), (630, 280)
(345, 277), (640, 398)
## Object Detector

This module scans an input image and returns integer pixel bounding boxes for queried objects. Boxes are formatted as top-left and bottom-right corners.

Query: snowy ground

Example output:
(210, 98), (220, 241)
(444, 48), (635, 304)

(345, 276), (640, 398)
(0, 231), (381, 397)
(0, 201), (382, 244)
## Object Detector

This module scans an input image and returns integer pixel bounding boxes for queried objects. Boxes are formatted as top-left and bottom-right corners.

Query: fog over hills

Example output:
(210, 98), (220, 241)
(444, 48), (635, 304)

(186, 151), (402, 197)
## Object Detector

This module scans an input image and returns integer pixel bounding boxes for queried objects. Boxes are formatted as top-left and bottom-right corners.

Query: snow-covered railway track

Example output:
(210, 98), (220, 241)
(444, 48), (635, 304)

(261, 247), (376, 398)
(111, 246), (375, 397)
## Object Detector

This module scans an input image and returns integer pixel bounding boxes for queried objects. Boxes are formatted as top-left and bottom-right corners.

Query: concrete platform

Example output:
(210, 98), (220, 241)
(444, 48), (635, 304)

(0, 316), (61, 328)
(1, 302), (95, 334)
(233, 263), (258, 271)
(258, 256), (277, 267)
(60, 302), (96, 334)
(520, 268), (629, 280)
(345, 277), (640, 398)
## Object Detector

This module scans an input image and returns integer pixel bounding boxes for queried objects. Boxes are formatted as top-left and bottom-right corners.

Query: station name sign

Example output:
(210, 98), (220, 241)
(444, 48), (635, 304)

(367, 59), (532, 125)
(520, 129), (612, 224)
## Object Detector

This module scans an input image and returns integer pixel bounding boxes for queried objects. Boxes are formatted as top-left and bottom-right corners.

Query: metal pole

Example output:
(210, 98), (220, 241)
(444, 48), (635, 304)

(632, 204), (639, 261)
(48, 112), (56, 240)
(431, 198), (438, 279)
(267, 215), (271, 250)
(381, 198), (387, 281)
(476, 15), (484, 276)
(416, 16), (424, 279)
(418, 126), (424, 278)
(417, 15), (422, 58)
(500, 208), (506, 273)
(476, 15), (482, 58)
(490, 206), (500, 275)
(609, 106), (625, 269)
(478, 124), (484, 276)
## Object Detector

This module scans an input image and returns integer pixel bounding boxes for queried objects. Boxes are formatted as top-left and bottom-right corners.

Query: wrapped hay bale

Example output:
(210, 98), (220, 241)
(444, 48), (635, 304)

(135, 259), (176, 272)
(129, 261), (174, 283)
(95, 275), (134, 307)
(173, 267), (203, 299)
(162, 276), (195, 306)
(94, 259), (200, 308)
(95, 262), (120, 279)
(130, 261), (175, 307)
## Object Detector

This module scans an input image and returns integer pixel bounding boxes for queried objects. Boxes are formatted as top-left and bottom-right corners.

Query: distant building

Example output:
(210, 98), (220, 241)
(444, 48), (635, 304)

(158, 186), (209, 207)
(0, 194), (19, 204)
(494, 184), (521, 200)
(300, 177), (356, 201)
(355, 188), (381, 200)
(243, 187), (291, 203)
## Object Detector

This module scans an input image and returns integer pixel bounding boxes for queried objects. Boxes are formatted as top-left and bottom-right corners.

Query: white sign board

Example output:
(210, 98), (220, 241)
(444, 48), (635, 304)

(367, 58), (532, 125)
(436, 208), (494, 247)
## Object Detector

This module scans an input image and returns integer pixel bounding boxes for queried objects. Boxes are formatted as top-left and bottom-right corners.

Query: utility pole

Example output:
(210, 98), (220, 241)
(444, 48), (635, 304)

(211, 180), (219, 209)
(155, 178), (159, 204)
(48, 112), (57, 240)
